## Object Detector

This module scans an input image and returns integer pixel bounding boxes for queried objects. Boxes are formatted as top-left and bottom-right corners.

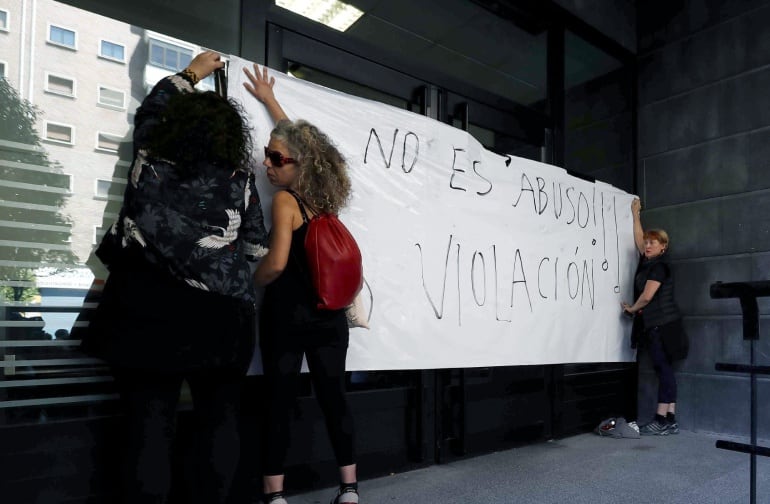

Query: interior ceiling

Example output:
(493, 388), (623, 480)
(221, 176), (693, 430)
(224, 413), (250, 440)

(268, 0), (621, 107)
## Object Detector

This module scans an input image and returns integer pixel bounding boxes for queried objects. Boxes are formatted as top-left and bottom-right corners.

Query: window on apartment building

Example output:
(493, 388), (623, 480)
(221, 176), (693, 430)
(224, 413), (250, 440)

(0, 61), (6, 80)
(93, 226), (107, 245)
(0, 10), (9, 31)
(99, 40), (125, 62)
(97, 85), (126, 109)
(64, 173), (74, 193)
(48, 25), (77, 49)
(95, 177), (125, 200)
(95, 132), (122, 152)
(45, 121), (74, 144)
(148, 38), (192, 72)
(45, 73), (76, 97)
(95, 179), (112, 198)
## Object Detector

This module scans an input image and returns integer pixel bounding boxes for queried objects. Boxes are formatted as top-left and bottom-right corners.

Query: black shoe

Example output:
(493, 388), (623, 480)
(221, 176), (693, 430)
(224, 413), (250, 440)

(639, 419), (671, 435)
(667, 420), (680, 434)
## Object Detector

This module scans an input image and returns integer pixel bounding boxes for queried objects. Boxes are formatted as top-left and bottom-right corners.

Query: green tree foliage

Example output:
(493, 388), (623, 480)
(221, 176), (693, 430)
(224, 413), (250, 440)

(0, 79), (78, 303)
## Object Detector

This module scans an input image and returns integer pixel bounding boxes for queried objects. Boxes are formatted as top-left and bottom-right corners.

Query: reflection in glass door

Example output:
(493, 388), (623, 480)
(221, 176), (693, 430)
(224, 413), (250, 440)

(563, 30), (634, 192)
(445, 92), (549, 163)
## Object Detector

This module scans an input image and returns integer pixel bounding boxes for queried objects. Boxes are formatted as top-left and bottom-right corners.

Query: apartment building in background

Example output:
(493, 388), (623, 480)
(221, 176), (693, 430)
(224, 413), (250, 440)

(1, 0), (214, 267)
(0, 0), (215, 401)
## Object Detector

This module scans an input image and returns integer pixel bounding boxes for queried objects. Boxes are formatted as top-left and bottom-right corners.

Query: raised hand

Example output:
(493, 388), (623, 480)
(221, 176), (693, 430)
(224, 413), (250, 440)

(243, 63), (277, 104)
(242, 63), (288, 122)
(186, 51), (225, 82)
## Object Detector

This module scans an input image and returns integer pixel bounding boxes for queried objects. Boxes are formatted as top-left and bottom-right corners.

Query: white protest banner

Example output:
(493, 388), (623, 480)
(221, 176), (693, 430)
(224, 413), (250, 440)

(229, 56), (638, 372)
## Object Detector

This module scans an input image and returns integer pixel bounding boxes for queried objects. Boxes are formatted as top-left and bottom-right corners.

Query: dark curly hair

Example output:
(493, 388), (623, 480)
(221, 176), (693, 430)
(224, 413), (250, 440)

(147, 91), (253, 175)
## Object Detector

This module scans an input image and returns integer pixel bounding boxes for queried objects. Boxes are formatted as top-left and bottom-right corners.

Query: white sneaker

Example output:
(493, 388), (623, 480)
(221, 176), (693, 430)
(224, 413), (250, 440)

(330, 489), (359, 504)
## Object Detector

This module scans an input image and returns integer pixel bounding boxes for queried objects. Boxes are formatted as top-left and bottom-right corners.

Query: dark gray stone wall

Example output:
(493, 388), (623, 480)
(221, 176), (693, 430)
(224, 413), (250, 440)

(637, 0), (770, 437)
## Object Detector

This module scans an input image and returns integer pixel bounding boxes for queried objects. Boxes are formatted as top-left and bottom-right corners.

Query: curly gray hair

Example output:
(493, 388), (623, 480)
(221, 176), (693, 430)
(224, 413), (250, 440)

(271, 119), (351, 214)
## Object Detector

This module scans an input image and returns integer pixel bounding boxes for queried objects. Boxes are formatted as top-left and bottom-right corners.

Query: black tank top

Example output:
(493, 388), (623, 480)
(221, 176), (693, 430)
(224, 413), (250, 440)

(261, 192), (343, 332)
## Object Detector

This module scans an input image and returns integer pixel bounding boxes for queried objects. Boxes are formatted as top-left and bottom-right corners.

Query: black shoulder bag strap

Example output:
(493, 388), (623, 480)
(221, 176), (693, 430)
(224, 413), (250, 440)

(285, 189), (317, 297)
(287, 189), (310, 223)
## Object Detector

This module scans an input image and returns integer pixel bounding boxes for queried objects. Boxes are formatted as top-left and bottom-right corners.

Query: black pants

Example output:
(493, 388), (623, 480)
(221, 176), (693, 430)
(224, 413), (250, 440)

(260, 317), (355, 475)
(114, 369), (244, 504)
(647, 328), (677, 404)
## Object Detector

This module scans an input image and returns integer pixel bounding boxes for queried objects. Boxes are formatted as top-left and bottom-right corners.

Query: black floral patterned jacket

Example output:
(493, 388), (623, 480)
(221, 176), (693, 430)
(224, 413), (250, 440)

(99, 73), (268, 305)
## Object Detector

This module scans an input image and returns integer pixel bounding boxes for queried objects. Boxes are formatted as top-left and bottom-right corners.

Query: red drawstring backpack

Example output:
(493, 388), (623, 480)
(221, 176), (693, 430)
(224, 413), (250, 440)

(288, 190), (363, 310)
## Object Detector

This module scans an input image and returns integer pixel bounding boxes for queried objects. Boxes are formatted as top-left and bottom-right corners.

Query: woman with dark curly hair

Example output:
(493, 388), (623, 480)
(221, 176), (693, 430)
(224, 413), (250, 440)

(243, 64), (359, 504)
(144, 90), (254, 175)
(82, 51), (268, 503)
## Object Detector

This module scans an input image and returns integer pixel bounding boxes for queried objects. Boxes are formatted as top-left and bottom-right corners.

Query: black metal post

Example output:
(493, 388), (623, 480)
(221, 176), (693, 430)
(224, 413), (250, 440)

(750, 336), (756, 503)
(710, 281), (770, 504)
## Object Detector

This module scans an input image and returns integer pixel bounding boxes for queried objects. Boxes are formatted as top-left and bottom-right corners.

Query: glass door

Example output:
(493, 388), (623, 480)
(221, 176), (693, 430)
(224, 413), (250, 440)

(445, 91), (549, 162)
(435, 90), (551, 462)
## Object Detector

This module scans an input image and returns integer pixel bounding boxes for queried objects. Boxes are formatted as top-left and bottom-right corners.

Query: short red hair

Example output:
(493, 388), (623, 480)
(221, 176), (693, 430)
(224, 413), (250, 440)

(643, 229), (669, 248)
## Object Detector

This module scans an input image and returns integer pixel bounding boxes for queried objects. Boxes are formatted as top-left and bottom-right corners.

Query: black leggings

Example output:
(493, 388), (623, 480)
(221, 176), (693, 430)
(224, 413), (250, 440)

(647, 328), (677, 404)
(114, 369), (244, 504)
(260, 317), (355, 475)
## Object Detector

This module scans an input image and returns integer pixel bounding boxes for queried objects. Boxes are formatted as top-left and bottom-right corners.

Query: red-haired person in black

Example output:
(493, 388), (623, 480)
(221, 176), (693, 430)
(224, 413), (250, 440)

(622, 198), (688, 436)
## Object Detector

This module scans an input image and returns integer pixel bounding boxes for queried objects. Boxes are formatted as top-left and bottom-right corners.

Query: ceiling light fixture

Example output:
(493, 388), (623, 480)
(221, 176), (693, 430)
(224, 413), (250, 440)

(275, 0), (364, 32)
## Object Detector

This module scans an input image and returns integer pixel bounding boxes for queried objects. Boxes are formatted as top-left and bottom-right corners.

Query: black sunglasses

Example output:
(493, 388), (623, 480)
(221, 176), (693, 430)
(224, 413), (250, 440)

(264, 147), (297, 167)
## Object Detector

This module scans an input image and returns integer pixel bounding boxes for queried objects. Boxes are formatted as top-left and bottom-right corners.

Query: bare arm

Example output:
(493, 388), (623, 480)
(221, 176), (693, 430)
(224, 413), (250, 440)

(621, 280), (661, 314)
(632, 198), (644, 255)
(254, 191), (297, 286)
(243, 63), (289, 123)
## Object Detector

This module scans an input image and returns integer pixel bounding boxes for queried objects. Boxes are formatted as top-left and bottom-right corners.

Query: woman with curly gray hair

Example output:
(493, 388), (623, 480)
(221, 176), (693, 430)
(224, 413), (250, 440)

(244, 64), (359, 504)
